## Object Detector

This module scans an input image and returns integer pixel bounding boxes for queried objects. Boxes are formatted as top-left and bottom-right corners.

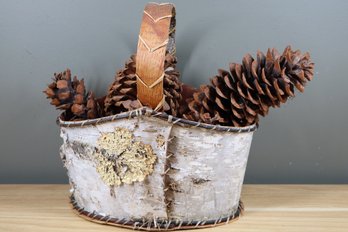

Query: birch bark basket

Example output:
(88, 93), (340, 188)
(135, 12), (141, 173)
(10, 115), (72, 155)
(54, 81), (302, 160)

(57, 3), (257, 230)
(59, 108), (256, 230)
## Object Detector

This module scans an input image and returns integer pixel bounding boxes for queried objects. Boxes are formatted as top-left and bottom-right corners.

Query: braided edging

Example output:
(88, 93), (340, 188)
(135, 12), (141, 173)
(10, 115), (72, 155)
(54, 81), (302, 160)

(70, 194), (244, 231)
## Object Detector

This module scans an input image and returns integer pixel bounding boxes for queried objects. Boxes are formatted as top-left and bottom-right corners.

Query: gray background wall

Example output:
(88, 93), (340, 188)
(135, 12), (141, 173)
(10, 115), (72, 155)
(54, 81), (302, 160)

(0, 0), (347, 184)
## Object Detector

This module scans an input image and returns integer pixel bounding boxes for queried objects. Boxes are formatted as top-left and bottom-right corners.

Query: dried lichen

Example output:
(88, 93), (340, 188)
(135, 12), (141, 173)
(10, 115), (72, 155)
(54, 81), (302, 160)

(156, 134), (165, 148)
(95, 152), (121, 186)
(94, 127), (157, 186)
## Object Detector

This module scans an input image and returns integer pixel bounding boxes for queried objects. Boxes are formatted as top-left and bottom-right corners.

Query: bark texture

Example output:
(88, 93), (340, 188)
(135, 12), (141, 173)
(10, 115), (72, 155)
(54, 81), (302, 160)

(59, 113), (253, 222)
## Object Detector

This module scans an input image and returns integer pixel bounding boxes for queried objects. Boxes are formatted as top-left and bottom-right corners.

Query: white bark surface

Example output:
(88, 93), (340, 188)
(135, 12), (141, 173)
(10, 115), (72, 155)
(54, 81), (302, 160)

(60, 115), (253, 222)
(167, 126), (252, 221)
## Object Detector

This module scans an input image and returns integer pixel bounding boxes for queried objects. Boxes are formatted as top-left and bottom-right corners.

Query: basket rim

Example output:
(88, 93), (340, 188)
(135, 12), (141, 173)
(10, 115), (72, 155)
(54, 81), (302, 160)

(58, 107), (257, 133)
(70, 194), (244, 231)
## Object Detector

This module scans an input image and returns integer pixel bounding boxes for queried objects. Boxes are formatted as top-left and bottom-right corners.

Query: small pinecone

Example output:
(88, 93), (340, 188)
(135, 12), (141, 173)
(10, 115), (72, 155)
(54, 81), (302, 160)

(184, 46), (314, 127)
(43, 69), (101, 120)
(104, 54), (182, 116)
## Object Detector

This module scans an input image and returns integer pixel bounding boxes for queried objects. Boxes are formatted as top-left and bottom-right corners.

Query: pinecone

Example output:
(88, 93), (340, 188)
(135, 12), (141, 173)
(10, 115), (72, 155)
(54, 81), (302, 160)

(86, 92), (101, 119)
(43, 69), (101, 120)
(104, 55), (139, 114)
(183, 46), (315, 127)
(104, 54), (182, 116)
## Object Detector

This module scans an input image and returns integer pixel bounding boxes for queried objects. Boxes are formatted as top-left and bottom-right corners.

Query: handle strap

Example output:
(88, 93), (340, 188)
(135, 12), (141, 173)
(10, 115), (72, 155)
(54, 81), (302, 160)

(136, 3), (176, 110)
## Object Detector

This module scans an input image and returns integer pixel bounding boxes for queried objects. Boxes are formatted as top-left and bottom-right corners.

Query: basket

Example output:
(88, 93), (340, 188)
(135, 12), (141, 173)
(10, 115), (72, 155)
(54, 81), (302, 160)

(58, 3), (256, 231)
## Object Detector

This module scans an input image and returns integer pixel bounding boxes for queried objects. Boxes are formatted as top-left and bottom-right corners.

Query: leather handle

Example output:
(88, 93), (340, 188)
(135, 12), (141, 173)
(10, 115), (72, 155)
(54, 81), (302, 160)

(136, 3), (176, 110)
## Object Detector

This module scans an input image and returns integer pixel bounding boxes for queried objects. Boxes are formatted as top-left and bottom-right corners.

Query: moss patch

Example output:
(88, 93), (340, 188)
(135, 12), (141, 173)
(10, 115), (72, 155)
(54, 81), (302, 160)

(95, 127), (157, 186)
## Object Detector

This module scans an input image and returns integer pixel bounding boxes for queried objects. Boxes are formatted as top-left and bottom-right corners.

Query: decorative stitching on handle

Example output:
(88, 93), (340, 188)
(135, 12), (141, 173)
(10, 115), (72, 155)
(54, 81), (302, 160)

(136, 73), (164, 89)
(168, 26), (176, 35)
(169, 47), (176, 56)
(135, 95), (164, 112)
(138, 35), (169, 53)
(154, 96), (165, 111)
(148, 2), (172, 6)
(143, 10), (172, 23)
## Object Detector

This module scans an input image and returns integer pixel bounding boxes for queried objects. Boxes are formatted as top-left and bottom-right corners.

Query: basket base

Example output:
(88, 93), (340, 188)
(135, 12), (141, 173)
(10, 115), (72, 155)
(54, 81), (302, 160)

(70, 195), (244, 231)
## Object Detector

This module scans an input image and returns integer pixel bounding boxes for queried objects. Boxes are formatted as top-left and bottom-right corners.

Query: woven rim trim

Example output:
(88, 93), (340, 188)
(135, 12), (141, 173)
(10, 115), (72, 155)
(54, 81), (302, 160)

(70, 195), (244, 231)
(58, 107), (257, 133)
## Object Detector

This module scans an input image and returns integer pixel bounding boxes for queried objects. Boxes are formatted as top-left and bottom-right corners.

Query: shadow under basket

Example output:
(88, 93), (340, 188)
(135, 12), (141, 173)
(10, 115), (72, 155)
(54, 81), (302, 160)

(58, 108), (256, 231)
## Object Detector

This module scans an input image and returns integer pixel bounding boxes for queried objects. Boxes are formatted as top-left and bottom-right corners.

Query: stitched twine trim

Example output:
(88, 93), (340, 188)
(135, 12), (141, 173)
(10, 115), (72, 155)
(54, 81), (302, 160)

(70, 194), (244, 231)
(58, 108), (257, 133)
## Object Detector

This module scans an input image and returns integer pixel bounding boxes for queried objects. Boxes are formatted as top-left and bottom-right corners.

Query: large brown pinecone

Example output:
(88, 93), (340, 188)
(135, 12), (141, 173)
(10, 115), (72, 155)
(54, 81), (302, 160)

(104, 54), (182, 116)
(43, 69), (101, 120)
(183, 46), (315, 127)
